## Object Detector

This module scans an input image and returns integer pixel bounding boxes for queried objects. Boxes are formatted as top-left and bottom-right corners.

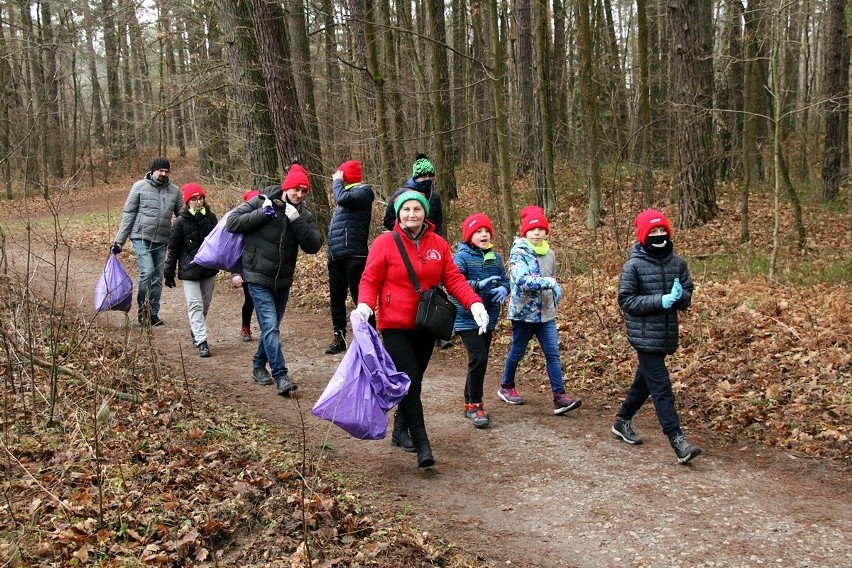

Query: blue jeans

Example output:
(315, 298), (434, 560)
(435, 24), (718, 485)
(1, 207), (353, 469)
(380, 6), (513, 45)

(618, 351), (682, 440)
(501, 319), (565, 393)
(248, 283), (290, 381)
(131, 239), (167, 317)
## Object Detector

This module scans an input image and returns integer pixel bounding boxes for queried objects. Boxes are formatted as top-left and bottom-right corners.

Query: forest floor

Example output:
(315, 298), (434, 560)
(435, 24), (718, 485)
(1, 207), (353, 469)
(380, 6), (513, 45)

(1, 160), (850, 567)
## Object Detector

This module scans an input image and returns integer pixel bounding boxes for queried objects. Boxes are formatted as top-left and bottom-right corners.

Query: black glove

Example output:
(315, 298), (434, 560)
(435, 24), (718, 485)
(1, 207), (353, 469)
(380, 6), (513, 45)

(111, 242), (122, 255)
(164, 274), (176, 288)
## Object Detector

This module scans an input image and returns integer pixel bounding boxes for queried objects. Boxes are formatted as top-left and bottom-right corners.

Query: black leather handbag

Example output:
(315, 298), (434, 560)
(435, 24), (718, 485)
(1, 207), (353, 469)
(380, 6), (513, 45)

(392, 232), (457, 340)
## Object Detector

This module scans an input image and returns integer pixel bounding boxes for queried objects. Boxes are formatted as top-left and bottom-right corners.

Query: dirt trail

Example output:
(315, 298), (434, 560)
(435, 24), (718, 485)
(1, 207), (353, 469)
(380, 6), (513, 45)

(4, 194), (850, 568)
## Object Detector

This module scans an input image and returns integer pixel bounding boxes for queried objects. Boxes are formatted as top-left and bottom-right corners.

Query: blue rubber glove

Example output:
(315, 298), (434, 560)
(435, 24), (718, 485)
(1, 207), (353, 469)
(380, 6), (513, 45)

(262, 197), (276, 218)
(489, 286), (509, 304)
(662, 291), (677, 309)
(111, 242), (122, 255)
(671, 277), (682, 300)
(552, 281), (562, 305)
(475, 275), (501, 290)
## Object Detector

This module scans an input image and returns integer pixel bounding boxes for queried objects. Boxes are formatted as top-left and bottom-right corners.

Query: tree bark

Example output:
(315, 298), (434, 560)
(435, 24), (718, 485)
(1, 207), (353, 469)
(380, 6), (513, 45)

(820, 0), (849, 202)
(577, 0), (602, 229)
(533, 0), (555, 212)
(429, 0), (457, 201)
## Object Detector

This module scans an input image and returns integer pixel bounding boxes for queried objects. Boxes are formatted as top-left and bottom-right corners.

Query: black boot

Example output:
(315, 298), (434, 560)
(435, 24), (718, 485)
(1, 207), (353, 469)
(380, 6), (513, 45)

(391, 412), (415, 453)
(324, 330), (346, 355)
(410, 425), (435, 468)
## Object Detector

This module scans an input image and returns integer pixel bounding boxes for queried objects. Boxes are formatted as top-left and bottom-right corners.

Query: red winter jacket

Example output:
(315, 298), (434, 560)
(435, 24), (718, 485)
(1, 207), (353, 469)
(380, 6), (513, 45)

(359, 222), (482, 331)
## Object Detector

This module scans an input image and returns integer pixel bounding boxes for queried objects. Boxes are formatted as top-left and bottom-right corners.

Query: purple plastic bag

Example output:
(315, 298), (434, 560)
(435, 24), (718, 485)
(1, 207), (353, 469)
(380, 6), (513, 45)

(312, 313), (411, 439)
(94, 252), (133, 313)
(193, 210), (243, 272)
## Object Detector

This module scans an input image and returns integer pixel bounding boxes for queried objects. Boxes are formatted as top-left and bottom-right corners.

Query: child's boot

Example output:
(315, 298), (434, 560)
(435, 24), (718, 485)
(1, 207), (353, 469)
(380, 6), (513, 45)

(552, 391), (582, 415)
(498, 382), (524, 405)
(464, 403), (490, 428)
(612, 417), (643, 444)
(670, 433), (701, 464)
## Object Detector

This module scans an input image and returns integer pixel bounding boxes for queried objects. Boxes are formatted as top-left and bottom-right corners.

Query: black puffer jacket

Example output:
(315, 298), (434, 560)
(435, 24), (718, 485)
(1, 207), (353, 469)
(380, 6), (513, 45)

(327, 179), (374, 260)
(618, 243), (693, 354)
(226, 185), (323, 291)
(165, 208), (219, 281)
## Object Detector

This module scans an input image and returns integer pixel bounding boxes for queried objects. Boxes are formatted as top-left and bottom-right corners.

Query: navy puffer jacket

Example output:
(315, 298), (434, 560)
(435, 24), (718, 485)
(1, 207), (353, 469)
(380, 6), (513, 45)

(226, 185), (323, 291)
(327, 179), (375, 260)
(450, 242), (509, 333)
(618, 243), (693, 354)
(164, 208), (219, 281)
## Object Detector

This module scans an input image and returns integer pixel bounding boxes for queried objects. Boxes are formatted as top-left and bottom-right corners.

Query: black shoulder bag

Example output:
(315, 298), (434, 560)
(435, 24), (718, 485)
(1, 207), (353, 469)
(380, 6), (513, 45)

(391, 231), (457, 340)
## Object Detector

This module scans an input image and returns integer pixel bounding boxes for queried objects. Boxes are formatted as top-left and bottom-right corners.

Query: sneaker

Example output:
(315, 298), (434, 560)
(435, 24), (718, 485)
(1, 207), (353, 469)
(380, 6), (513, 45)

(497, 385), (524, 405)
(252, 367), (274, 386)
(276, 375), (297, 396)
(671, 434), (702, 464)
(150, 315), (164, 327)
(552, 392), (582, 415)
(612, 417), (643, 444)
(197, 341), (210, 358)
(240, 325), (253, 342)
(464, 403), (490, 428)
(324, 331), (346, 355)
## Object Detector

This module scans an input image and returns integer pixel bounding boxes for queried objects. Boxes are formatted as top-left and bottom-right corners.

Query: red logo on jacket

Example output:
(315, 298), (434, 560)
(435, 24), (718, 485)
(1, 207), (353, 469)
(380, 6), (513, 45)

(424, 249), (442, 261)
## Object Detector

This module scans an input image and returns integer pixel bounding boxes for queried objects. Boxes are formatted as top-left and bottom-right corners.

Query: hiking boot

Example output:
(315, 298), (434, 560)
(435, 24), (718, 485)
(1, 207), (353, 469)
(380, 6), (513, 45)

(464, 403), (490, 428)
(553, 392), (582, 415)
(276, 375), (297, 396)
(671, 434), (702, 464)
(324, 330), (347, 355)
(497, 385), (524, 405)
(252, 367), (274, 386)
(240, 325), (253, 342)
(612, 417), (643, 445)
(436, 338), (454, 350)
(197, 341), (210, 358)
(150, 315), (164, 327)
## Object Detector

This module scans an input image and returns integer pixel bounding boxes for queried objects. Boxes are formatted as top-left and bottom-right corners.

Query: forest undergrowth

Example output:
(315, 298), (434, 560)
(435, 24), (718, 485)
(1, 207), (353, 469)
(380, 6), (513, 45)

(0, 163), (849, 566)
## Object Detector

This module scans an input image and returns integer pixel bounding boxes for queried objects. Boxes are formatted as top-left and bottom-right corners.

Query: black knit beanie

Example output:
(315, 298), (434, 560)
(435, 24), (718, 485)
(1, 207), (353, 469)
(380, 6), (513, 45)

(150, 157), (171, 172)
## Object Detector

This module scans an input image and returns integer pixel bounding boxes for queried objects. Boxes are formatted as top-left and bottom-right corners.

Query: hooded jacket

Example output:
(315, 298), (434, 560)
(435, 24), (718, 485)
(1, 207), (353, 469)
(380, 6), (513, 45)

(451, 241), (508, 333)
(113, 172), (183, 245)
(358, 221), (481, 332)
(618, 243), (694, 354)
(506, 237), (559, 322)
(382, 180), (444, 237)
(164, 207), (219, 281)
(226, 184), (323, 290)
(327, 178), (375, 260)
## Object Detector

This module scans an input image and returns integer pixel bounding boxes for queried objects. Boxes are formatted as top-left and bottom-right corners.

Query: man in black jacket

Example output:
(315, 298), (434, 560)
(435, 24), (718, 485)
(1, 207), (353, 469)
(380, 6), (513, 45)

(325, 160), (375, 354)
(227, 163), (323, 395)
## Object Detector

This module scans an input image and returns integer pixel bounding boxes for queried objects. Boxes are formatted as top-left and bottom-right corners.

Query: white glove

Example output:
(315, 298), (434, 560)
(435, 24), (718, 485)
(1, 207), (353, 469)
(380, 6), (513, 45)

(262, 197), (276, 218)
(470, 302), (489, 335)
(284, 203), (300, 221)
(231, 274), (243, 287)
(352, 303), (373, 321)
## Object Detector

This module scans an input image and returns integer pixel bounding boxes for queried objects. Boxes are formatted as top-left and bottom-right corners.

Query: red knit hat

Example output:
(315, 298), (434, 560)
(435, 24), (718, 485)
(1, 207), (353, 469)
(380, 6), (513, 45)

(519, 205), (550, 236)
(181, 182), (206, 205)
(339, 160), (363, 184)
(634, 209), (672, 245)
(461, 213), (493, 243)
(243, 189), (261, 202)
(281, 163), (310, 191)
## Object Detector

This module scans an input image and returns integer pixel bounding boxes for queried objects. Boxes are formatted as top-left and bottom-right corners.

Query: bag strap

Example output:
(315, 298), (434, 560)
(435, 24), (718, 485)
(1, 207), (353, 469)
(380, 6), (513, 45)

(391, 231), (422, 294)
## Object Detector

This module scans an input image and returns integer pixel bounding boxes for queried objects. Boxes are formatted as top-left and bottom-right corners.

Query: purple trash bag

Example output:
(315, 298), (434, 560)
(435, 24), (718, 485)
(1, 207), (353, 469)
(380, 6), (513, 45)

(94, 252), (133, 313)
(193, 210), (243, 273)
(312, 313), (411, 439)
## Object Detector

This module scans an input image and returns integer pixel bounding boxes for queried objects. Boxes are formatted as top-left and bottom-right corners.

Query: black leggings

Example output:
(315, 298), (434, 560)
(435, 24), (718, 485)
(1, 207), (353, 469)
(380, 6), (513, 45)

(241, 282), (254, 327)
(381, 328), (436, 431)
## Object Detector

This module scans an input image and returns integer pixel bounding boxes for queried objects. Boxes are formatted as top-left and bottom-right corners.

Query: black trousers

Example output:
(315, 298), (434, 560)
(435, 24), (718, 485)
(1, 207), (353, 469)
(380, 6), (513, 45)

(458, 329), (493, 404)
(382, 328), (436, 432)
(618, 350), (682, 440)
(328, 256), (367, 333)
(241, 282), (254, 327)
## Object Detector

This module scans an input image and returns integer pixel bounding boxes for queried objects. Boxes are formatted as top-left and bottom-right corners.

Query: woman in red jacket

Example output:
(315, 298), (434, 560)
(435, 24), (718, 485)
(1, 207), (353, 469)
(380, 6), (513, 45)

(355, 191), (489, 468)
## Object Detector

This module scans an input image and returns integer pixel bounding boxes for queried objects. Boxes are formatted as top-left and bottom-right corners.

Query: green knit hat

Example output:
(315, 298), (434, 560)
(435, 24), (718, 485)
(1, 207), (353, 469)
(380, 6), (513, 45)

(394, 190), (430, 218)
(411, 154), (435, 178)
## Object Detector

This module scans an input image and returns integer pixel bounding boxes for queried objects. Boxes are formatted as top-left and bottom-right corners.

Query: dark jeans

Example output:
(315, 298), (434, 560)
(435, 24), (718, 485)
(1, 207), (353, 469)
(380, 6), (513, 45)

(131, 238), (166, 317)
(248, 283), (290, 382)
(241, 282), (254, 327)
(618, 350), (682, 440)
(382, 328), (435, 432)
(328, 256), (368, 333)
(458, 329), (493, 404)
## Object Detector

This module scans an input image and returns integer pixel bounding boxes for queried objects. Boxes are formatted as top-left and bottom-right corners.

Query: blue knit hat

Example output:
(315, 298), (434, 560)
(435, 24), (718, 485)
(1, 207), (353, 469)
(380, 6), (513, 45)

(394, 190), (430, 218)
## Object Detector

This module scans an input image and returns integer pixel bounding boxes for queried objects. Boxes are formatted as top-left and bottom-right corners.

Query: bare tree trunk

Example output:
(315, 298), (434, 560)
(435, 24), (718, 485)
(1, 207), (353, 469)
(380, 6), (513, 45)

(794, 0), (811, 181)
(636, 0), (654, 205)
(513, 0), (535, 176)
(39, 2), (63, 180)
(429, 0), (457, 201)
(101, 0), (123, 157)
(577, 0), (602, 229)
(450, 0), (469, 163)
(319, 0), (341, 163)
(533, 0), (555, 212)
(820, 0), (849, 202)
(0, 3), (13, 197)
(551, 0), (569, 152)
(668, 0), (716, 227)
(216, 0), (279, 187)
(79, 0), (105, 147)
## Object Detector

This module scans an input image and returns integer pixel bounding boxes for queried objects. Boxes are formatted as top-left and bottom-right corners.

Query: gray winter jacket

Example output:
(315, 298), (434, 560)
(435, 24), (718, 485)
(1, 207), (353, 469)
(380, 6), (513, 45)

(113, 173), (183, 245)
(226, 185), (323, 291)
(618, 243), (693, 354)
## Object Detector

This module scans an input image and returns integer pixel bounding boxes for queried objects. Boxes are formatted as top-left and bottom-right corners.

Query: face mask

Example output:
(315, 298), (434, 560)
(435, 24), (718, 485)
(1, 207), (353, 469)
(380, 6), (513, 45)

(412, 178), (432, 194)
(645, 234), (672, 257)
